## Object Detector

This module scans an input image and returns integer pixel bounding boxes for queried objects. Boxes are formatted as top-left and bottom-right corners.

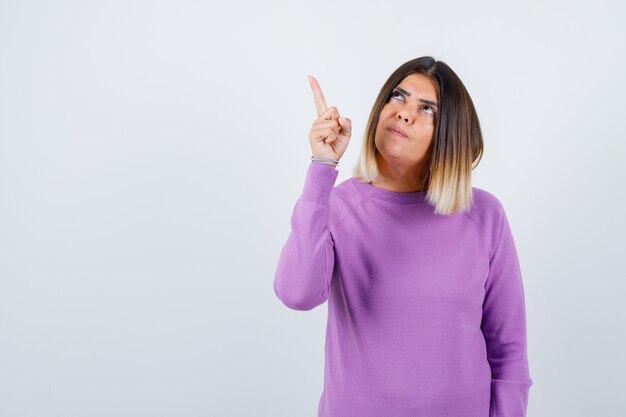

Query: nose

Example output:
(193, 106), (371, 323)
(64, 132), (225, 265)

(396, 106), (413, 124)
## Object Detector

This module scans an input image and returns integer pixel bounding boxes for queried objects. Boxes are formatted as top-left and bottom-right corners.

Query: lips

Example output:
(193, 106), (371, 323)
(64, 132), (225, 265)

(387, 126), (407, 138)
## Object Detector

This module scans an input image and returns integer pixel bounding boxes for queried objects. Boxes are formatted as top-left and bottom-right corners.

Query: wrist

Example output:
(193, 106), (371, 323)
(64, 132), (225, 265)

(311, 156), (339, 169)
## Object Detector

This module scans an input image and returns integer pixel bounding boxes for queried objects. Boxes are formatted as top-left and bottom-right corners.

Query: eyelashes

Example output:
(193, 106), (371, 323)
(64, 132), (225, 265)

(390, 90), (403, 100)
(390, 89), (436, 117)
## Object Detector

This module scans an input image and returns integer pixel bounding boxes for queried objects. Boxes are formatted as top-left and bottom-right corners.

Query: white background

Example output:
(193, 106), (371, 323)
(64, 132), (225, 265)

(1, 1), (625, 416)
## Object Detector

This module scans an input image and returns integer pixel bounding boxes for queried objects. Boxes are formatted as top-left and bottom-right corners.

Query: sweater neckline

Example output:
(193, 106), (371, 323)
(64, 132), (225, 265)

(350, 177), (428, 204)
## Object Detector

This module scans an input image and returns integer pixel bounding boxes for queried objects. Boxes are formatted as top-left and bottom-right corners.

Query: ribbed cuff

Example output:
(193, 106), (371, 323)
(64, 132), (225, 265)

(300, 161), (339, 203)
(490, 378), (533, 417)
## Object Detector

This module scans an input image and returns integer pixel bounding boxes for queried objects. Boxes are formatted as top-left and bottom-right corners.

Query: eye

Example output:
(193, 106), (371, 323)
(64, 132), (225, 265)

(421, 105), (435, 116)
(390, 90), (404, 101)
(391, 89), (436, 117)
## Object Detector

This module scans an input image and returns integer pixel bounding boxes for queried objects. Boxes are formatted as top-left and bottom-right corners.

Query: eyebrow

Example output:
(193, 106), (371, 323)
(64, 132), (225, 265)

(394, 86), (438, 107)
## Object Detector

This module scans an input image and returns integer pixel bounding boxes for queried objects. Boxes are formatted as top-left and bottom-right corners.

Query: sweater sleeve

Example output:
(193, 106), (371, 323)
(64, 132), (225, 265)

(481, 205), (533, 417)
(273, 161), (339, 311)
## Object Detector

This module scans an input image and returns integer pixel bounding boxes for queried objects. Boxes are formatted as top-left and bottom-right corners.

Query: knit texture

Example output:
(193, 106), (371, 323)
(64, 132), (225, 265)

(274, 161), (533, 417)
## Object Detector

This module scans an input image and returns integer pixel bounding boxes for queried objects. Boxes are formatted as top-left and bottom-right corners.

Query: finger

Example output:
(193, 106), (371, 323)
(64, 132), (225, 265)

(318, 105), (340, 122)
(338, 117), (352, 136)
(312, 119), (340, 130)
(323, 127), (337, 143)
(308, 75), (328, 117)
(310, 126), (338, 143)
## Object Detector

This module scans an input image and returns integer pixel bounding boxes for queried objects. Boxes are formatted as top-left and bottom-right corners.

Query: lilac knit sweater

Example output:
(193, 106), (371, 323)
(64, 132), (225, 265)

(274, 161), (533, 417)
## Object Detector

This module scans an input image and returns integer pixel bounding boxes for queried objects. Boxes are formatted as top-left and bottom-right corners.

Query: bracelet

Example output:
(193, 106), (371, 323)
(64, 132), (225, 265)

(311, 156), (339, 167)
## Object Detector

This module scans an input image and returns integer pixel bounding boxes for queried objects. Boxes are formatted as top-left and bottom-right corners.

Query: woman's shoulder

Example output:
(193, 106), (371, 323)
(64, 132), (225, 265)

(471, 186), (505, 211)
(325, 177), (369, 231)
(467, 186), (509, 232)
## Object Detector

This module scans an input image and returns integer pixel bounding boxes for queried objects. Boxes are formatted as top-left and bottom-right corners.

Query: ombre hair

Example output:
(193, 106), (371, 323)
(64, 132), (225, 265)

(352, 56), (484, 215)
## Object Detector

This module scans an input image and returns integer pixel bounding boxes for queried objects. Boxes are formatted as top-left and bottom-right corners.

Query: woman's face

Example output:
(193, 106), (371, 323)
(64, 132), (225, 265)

(374, 73), (438, 169)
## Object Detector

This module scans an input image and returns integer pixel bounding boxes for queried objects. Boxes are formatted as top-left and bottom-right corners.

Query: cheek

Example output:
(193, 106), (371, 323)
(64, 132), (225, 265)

(379, 105), (393, 118)
(421, 119), (435, 133)
(376, 107), (393, 128)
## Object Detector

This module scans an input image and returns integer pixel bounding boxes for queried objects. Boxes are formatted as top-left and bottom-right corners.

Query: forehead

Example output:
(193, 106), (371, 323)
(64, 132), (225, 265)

(396, 73), (437, 101)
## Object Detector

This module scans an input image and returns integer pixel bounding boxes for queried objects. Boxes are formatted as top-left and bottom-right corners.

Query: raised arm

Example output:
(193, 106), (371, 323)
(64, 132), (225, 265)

(273, 75), (351, 311)
(273, 161), (339, 310)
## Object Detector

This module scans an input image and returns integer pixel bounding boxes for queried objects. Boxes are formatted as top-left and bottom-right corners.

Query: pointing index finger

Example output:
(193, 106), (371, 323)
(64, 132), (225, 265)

(308, 75), (327, 117)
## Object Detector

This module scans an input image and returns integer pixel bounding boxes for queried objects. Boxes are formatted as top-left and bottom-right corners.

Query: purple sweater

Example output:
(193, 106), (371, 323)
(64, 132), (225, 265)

(274, 161), (533, 417)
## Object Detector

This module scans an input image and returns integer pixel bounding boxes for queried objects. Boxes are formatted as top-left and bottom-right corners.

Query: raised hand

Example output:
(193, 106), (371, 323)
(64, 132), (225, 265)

(307, 75), (352, 164)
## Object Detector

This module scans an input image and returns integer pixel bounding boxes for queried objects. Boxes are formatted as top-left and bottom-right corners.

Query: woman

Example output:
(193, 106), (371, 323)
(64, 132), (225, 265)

(273, 56), (532, 417)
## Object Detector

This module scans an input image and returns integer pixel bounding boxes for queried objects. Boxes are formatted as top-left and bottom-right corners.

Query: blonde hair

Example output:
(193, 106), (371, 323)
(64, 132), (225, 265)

(352, 56), (484, 215)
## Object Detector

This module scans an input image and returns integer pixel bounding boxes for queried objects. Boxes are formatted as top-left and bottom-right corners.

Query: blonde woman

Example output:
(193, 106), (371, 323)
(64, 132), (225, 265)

(274, 56), (532, 417)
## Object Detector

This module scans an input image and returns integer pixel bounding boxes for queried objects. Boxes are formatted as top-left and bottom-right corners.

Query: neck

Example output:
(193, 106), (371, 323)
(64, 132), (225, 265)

(371, 155), (429, 192)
